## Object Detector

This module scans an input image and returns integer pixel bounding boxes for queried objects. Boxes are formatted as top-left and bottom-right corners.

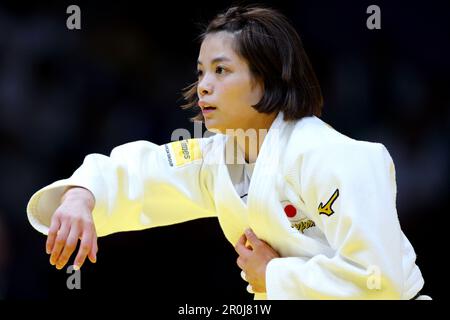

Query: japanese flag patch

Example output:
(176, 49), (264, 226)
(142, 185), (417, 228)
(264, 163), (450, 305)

(281, 200), (316, 233)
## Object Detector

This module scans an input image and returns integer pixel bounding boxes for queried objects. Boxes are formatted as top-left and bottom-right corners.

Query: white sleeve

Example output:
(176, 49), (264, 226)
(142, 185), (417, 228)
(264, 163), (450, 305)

(26, 139), (216, 237)
(266, 143), (407, 299)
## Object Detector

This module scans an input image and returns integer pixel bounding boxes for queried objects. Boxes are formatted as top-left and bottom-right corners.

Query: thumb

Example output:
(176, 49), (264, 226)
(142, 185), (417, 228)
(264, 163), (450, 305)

(244, 228), (260, 247)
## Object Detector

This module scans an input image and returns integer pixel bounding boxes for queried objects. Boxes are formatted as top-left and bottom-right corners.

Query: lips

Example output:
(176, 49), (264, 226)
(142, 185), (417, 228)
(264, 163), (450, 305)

(201, 107), (216, 115)
(198, 100), (215, 107)
(199, 101), (217, 114)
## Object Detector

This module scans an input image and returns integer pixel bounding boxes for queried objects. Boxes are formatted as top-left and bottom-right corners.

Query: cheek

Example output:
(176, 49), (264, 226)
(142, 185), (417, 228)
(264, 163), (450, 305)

(249, 84), (264, 105)
(240, 75), (263, 105)
(217, 83), (242, 105)
(221, 79), (262, 108)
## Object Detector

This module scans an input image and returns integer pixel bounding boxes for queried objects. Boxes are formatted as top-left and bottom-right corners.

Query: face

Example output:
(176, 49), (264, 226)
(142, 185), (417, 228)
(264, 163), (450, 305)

(197, 31), (273, 134)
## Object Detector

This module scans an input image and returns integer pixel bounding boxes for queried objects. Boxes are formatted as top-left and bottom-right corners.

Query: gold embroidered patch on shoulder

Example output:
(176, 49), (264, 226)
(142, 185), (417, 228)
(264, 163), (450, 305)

(318, 188), (339, 216)
(165, 139), (202, 167)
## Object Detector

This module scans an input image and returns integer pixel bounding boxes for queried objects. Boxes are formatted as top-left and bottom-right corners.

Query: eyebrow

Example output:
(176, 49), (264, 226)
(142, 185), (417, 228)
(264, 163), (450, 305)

(197, 56), (231, 65)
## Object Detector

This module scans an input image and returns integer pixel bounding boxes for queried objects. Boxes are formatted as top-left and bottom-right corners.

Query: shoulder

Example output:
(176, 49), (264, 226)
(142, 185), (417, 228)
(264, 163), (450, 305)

(283, 117), (393, 180)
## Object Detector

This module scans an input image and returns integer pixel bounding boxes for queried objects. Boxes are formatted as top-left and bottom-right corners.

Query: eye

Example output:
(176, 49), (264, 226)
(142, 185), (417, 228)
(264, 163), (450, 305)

(216, 66), (227, 75)
(196, 69), (203, 78)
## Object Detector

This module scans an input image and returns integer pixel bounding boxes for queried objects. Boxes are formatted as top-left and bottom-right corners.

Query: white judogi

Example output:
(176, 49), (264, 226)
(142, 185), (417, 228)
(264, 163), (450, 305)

(26, 112), (426, 299)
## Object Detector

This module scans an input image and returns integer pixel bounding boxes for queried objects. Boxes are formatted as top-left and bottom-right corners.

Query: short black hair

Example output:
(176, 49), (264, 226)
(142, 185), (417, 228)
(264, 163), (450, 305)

(181, 4), (323, 122)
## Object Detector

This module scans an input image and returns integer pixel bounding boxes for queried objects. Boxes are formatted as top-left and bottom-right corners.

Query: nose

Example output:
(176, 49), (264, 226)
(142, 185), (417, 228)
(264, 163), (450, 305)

(197, 76), (212, 97)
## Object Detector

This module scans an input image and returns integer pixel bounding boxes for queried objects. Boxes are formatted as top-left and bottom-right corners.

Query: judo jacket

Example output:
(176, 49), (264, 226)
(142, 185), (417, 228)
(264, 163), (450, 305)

(27, 112), (425, 299)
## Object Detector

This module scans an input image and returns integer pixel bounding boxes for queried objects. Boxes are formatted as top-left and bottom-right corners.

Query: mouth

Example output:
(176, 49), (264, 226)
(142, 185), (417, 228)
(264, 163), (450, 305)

(201, 106), (217, 115)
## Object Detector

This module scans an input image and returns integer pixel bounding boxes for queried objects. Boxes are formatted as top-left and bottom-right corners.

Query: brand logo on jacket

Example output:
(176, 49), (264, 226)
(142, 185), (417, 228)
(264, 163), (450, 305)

(291, 219), (316, 233)
(318, 189), (339, 216)
(165, 139), (202, 167)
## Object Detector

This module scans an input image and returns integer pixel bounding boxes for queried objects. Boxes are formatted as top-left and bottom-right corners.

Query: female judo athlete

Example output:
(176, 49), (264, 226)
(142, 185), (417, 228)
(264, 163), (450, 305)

(26, 5), (428, 299)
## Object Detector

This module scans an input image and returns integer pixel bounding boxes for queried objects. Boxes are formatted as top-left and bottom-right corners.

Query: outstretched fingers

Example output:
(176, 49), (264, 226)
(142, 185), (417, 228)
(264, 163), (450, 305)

(55, 225), (80, 269)
(49, 222), (70, 266)
(73, 227), (94, 270)
(46, 216), (61, 255)
(88, 231), (98, 264)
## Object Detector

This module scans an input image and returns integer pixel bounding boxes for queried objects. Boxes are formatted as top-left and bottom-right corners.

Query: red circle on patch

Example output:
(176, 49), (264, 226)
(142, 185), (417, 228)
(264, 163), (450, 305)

(284, 204), (297, 218)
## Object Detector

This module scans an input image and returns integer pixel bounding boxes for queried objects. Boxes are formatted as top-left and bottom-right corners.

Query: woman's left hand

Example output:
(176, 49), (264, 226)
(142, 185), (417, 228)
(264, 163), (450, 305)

(234, 228), (280, 293)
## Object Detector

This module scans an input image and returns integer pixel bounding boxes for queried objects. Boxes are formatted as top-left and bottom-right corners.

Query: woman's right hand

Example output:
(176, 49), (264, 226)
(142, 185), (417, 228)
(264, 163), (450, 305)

(46, 187), (98, 270)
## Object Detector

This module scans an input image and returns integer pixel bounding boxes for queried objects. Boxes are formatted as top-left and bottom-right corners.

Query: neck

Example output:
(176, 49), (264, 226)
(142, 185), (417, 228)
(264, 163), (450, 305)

(235, 112), (278, 163)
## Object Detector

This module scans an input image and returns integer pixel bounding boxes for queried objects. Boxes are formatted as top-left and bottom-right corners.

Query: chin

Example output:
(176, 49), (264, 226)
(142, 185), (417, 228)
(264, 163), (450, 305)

(205, 126), (224, 134)
(204, 120), (225, 134)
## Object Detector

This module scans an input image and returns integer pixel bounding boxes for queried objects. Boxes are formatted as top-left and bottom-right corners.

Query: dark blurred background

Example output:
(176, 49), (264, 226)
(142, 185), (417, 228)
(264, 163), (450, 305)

(0, 0), (448, 300)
